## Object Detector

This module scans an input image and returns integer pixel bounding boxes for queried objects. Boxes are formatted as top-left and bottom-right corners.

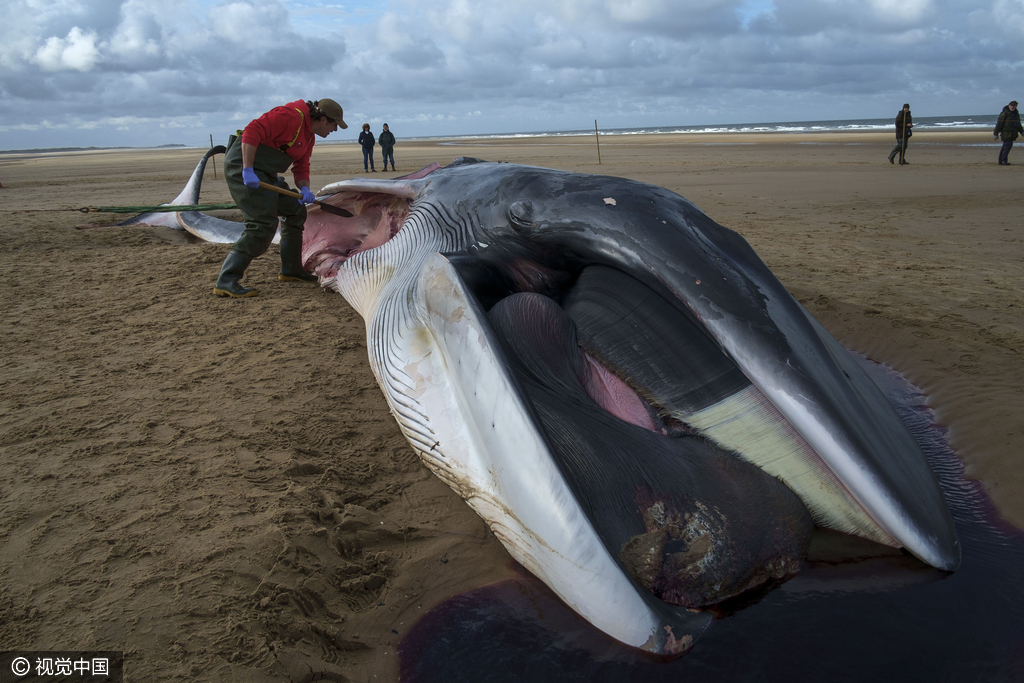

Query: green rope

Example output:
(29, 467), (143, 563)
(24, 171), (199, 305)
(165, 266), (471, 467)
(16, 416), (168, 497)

(78, 203), (238, 214)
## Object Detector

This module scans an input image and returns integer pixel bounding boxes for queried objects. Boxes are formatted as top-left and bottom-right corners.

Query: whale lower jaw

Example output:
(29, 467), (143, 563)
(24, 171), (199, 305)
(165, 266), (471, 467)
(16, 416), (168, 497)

(355, 253), (710, 653)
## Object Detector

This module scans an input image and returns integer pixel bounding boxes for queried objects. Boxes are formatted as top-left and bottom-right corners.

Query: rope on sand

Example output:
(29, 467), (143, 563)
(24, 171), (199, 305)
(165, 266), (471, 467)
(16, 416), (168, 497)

(80, 203), (238, 214)
(11, 203), (238, 214)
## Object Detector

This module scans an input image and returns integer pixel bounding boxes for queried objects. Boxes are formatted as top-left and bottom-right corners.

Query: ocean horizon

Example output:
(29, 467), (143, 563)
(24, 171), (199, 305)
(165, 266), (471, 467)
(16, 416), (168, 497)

(0, 114), (998, 154)
(419, 113), (997, 143)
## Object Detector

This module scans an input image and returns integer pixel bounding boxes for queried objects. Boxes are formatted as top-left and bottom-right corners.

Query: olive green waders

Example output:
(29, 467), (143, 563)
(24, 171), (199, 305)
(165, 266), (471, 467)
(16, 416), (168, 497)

(213, 135), (318, 297)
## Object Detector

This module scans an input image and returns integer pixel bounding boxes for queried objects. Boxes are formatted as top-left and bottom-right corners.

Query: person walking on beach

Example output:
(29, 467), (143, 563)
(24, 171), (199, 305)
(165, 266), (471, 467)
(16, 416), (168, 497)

(359, 123), (376, 172)
(887, 103), (913, 165)
(993, 101), (1023, 166)
(214, 98), (348, 298)
(379, 123), (396, 172)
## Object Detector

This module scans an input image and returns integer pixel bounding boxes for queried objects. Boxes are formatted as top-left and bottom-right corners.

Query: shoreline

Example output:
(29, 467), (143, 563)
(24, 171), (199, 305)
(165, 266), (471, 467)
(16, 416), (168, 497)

(0, 127), (998, 157)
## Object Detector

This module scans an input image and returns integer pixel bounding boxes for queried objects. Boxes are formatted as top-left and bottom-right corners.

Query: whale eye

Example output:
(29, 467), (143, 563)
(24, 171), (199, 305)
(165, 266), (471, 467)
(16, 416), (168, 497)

(508, 200), (535, 229)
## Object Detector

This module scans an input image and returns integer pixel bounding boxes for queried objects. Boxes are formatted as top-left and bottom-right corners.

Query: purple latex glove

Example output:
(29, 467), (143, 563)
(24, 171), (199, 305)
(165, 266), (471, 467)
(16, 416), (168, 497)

(300, 187), (316, 204)
(241, 167), (260, 188)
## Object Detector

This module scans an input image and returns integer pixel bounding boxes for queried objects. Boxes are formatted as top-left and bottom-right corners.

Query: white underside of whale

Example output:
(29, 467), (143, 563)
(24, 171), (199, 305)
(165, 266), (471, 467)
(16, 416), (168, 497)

(324, 200), (698, 650)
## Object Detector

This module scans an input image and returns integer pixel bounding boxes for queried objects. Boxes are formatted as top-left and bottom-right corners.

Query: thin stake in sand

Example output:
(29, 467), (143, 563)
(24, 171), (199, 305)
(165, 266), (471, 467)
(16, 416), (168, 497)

(210, 134), (218, 179)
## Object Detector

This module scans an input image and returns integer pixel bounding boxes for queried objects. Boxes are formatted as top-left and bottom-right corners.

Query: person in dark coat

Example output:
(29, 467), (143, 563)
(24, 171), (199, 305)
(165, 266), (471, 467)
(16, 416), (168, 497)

(887, 103), (913, 165)
(993, 101), (1023, 166)
(379, 123), (396, 172)
(359, 123), (376, 172)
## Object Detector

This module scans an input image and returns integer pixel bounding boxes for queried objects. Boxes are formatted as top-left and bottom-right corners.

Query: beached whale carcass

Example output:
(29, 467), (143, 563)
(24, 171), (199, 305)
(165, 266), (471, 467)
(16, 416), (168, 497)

(150, 151), (960, 654)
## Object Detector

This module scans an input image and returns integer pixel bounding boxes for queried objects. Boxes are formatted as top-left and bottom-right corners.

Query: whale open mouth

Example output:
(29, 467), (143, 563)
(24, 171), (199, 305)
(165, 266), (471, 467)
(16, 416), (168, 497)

(157, 152), (959, 653)
(300, 164), (441, 279)
(300, 192), (410, 279)
(294, 160), (959, 618)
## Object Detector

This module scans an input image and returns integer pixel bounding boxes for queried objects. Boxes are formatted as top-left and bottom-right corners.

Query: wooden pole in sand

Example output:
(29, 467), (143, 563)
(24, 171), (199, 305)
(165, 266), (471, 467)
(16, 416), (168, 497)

(210, 134), (218, 179)
(595, 120), (601, 165)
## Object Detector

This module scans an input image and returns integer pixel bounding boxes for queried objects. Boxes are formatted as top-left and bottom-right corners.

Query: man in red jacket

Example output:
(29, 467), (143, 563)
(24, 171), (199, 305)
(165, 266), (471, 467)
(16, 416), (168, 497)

(214, 98), (347, 298)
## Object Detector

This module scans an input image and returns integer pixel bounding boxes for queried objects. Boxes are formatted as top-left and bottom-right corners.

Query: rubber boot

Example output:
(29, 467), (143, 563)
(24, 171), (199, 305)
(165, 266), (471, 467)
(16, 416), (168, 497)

(214, 250), (258, 297)
(278, 234), (318, 283)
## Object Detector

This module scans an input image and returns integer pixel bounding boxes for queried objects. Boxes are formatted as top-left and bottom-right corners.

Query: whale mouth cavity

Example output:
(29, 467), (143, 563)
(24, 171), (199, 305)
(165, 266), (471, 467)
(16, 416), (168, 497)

(300, 186), (827, 608)
(296, 184), (917, 584)
(301, 192), (411, 279)
(481, 279), (817, 609)
(301, 164), (444, 279)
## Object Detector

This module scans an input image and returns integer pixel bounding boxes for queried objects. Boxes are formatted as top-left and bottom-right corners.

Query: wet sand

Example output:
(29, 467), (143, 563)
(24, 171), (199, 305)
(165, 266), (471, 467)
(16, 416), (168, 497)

(0, 129), (1021, 681)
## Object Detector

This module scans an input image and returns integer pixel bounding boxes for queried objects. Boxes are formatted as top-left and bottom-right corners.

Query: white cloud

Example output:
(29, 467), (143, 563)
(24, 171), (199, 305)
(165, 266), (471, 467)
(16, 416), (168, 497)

(209, 1), (286, 43)
(34, 27), (101, 71)
(869, 0), (932, 22)
(992, 0), (1024, 37)
(607, 0), (665, 22)
(606, 0), (742, 34)
(106, 0), (169, 64)
(0, 0), (1022, 150)
(374, 11), (446, 69)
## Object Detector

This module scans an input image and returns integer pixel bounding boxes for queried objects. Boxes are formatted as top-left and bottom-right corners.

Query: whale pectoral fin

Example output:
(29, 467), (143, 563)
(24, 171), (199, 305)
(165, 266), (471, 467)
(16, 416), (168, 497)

(411, 252), (709, 654)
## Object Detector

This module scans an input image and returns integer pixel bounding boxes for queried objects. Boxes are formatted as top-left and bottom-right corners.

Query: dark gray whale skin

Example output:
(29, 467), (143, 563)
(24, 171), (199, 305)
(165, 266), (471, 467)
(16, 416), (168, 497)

(144, 153), (961, 652)
(415, 157), (958, 571)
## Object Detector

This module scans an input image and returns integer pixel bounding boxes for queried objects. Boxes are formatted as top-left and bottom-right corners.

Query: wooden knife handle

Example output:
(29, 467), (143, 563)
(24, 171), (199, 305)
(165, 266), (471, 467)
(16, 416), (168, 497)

(258, 181), (302, 199)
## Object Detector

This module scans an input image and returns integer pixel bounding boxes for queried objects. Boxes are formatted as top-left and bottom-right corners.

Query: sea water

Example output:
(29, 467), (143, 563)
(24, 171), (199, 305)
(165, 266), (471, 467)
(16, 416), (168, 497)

(415, 114), (997, 144)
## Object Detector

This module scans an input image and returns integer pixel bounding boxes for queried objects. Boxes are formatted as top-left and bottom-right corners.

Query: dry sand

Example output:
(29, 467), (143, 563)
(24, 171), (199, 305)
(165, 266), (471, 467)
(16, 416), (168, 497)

(1, 129), (1021, 681)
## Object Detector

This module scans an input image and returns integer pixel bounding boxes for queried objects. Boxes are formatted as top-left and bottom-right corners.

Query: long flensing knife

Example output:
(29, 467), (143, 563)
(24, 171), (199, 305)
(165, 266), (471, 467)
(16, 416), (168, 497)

(259, 181), (354, 217)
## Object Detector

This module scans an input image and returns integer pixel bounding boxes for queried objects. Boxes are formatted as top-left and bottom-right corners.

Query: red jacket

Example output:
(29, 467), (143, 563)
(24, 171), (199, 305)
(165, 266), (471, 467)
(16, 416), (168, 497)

(240, 99), (315, 184)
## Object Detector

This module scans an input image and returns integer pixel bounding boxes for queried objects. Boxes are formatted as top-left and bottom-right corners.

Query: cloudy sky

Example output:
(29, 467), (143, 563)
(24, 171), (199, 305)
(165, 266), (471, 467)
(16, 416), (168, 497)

(1, 0), (1022, 150)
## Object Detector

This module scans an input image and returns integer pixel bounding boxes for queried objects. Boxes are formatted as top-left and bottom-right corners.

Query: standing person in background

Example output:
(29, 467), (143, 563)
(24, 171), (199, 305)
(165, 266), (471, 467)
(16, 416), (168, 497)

(359, 123), (376, 172)
(994, 101), (1023, 166)
(379, 123), (396, 172)
(214, 98), (348, 298)
(887, 103), (913, 165)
